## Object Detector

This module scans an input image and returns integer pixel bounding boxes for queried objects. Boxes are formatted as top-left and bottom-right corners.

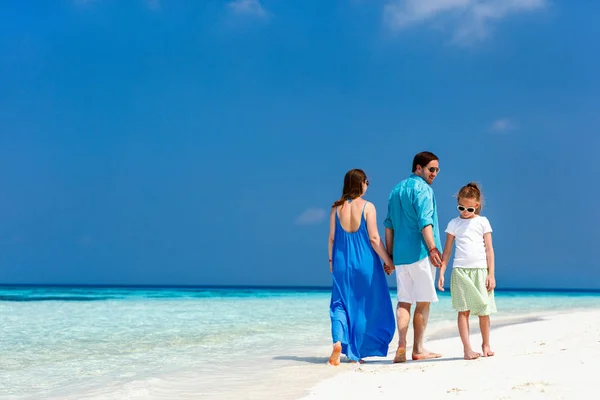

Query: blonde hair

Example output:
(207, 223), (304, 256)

(457, 182), (483, 215)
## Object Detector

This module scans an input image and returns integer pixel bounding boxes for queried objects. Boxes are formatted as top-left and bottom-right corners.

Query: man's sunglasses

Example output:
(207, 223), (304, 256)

(427, 167), (440, 173)
(457, 205), (476, 213)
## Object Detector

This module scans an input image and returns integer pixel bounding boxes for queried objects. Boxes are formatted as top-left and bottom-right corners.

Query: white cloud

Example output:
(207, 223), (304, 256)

(383, 0), (546, 44)
(295, 208), (327, 226)
(490, 118), (515, 132)
(227, 0), (269, 19)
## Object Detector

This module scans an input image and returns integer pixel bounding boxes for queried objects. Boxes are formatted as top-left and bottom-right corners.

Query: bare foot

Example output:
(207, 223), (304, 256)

(328, 342), (342, 366)
(349, 359), (365, 364)
(482, 345), (495, 357)
(464, 349), (481, 360)
(412, 350), (442, 360)
(393, 347), (407, 363)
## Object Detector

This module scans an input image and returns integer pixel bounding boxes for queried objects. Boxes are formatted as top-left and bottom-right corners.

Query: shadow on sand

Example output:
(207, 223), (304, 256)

(273, 355), (466, 365)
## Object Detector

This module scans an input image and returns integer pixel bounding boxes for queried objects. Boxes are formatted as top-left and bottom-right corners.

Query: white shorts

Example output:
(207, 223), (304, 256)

(395, 257), (439, 304)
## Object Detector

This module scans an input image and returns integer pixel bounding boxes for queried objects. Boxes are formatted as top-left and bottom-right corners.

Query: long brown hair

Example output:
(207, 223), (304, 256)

(457, 182), (484, 215)
(332, 169), (368, 208)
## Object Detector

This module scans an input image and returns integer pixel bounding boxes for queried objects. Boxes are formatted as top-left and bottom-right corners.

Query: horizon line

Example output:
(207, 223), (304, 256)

(1, 283), (600, 293)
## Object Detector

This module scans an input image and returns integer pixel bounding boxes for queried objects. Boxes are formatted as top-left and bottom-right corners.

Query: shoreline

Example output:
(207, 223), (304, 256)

(299, 308), (600, 399)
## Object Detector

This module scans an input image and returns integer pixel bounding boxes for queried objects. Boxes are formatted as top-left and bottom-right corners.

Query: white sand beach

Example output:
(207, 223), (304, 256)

(300, 309), (600, 399)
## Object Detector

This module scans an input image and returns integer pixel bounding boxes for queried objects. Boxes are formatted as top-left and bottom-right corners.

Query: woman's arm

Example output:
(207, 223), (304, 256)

(328, 208), (336, 272)
(365, 202), (394, 267)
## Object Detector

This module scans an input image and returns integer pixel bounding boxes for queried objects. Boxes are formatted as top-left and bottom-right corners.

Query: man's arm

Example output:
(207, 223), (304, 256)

(421, 225), (437, 251)
(385, 228), (394, 257)
(383, 197), (394, 257)
(414, 189), (442, 267)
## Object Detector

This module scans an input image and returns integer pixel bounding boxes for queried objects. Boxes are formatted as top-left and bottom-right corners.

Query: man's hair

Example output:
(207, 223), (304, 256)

(412, 151), (439, 172)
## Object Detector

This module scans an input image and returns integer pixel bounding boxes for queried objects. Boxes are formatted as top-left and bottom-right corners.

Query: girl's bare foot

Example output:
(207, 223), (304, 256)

(328, 342), (342, 366)
(464, 349), (481, 360)
(482, 344), (495, 357)
(393, 346), (406, 363)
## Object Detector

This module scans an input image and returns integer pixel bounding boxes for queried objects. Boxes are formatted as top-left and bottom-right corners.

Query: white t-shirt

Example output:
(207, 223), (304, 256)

(445, 215), (492, 269)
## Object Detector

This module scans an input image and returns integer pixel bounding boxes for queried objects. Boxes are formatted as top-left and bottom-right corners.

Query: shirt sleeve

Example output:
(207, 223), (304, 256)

(445, 219), (456, 235)
(414, 187), (434, 231)
(383, 193), (394, 229)
(481, 217), (493, 234)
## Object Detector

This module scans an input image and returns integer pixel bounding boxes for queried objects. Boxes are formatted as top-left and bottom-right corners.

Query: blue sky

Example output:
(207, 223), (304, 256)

(1, 0), (599, 289)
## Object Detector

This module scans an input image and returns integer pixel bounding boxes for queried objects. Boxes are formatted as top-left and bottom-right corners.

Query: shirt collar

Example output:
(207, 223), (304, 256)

(410, 173), (427, 184)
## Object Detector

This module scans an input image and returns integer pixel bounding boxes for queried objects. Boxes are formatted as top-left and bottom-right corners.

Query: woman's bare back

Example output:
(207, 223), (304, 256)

(336, 199), (367, 233)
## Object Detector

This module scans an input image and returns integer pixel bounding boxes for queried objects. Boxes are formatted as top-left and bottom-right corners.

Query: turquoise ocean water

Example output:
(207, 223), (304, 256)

(1, 286), (600, 399)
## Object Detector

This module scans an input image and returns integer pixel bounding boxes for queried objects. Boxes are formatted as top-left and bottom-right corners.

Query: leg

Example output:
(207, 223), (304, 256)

(409, 258), (441, 360)
(393, 302), (411, 363)
(393, 266), (414, 363)
(328, 307), (346, 366)
(412, 302), (442, 360)
(328, 341), (342, 366)
(479, 315), (494, 357)
(458, 311), (480, 360)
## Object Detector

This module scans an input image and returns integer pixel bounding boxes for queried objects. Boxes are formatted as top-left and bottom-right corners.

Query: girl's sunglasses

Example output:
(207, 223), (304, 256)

(457, 205), (476, 213)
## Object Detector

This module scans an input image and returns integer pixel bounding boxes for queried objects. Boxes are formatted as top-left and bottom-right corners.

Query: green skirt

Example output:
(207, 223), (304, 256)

(450, 268), (497, 316)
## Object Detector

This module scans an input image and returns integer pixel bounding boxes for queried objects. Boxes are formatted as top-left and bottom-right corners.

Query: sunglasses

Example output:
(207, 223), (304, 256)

(457, 205), (476, 213)
(365, 180), (370, 186)
(427, 167), (440, 173)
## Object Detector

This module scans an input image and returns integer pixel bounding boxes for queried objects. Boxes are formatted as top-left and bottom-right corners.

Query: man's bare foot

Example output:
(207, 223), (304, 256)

(482, 345), (495, 357)
(393, 347), (406, 363)
(412, 350), (442, 360)
(464, 349), (481, 360)
(328, 342), (342, 366)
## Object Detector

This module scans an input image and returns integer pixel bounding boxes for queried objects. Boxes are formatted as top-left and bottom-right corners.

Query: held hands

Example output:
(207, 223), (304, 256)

(429, 247), (443, 268)
(383, 263), (394, 276)
(486, 275), (496, 291)
(383, 253), (394, 276)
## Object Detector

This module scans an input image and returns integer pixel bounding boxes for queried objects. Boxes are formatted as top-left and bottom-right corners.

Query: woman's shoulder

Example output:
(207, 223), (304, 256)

(362, 199), (377, 211)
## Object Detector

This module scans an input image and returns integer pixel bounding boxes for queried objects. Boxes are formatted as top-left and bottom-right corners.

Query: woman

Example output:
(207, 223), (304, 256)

(327, 169), (396, 365)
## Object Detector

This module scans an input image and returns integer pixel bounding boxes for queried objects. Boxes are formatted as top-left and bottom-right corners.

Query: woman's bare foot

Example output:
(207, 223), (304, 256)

(328, 342), (342, 366)
(412, 349), (442, 360)
(464, 349), (481, 360)
(482, 344), (495, 357)
(393, 346), (406, 363)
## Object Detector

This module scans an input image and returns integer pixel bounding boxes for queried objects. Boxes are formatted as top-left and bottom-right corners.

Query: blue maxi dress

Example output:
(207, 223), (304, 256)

(330, 203), (396, 361)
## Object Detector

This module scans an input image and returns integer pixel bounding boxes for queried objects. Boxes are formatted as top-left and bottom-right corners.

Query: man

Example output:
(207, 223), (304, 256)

(384, 151), (443, 363)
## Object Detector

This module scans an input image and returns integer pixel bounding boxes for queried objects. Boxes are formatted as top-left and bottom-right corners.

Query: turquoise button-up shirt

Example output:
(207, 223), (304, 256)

(383, 174), (442, 265)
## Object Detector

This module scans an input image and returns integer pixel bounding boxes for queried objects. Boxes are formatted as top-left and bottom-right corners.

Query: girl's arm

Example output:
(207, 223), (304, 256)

(438, 233), (455, 291)
(484, 232), (496, 290)
(328, 208), (336, 272)
(365, 202), (394, 268)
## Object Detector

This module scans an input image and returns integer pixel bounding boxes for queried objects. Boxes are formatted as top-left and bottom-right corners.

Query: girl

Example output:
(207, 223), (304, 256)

(438, 182), (496, 360)
(327, 169), (395, 366)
